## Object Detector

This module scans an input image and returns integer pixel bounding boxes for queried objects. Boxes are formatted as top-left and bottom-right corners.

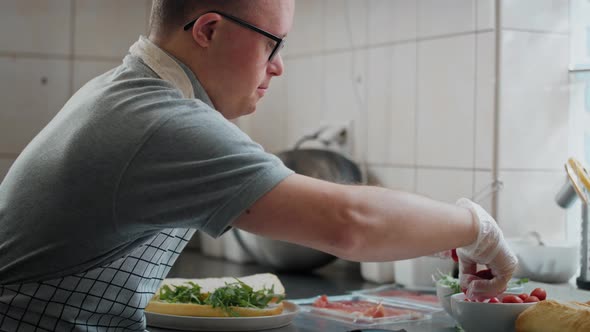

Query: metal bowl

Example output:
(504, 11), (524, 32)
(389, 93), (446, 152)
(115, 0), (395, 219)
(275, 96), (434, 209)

(234, 149), (362, 272)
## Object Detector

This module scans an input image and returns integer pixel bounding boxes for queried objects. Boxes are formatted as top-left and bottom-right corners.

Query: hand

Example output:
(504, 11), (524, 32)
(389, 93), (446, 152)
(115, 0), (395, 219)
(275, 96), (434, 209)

(455, 198), (518, 300)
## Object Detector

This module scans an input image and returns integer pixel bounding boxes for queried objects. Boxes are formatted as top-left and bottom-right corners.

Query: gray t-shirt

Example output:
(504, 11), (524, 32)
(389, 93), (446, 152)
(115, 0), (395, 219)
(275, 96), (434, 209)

(0, 52), (292, 331)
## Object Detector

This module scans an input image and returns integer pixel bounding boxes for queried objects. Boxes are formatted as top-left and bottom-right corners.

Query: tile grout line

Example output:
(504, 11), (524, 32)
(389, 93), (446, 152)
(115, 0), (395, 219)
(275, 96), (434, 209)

(68, 0), (76, 96)
(364, 163), (562, 173)
(501, 27), (569, 36)
(492, 0), (502, 219)
(0, 52), (123, 63)
(413, 0), (420, 192)
(283, 29), (495, 60)
(472, 0), (479, 196)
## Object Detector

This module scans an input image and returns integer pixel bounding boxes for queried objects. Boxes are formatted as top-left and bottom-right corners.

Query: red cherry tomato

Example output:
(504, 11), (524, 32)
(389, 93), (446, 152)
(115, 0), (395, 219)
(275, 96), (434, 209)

(451, 249), (458, 262)
(488, 297), (500, 303)
(524, 296), (540, 303)
(530, 288), (547, 301)
(475, 269), (494, 280)
(502, 295), (524, 303)
(518, 293), (529, 301)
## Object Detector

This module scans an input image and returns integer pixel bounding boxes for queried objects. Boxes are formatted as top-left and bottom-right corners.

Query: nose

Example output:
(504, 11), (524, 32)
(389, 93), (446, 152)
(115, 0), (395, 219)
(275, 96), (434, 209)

(267, 53), (284, 77)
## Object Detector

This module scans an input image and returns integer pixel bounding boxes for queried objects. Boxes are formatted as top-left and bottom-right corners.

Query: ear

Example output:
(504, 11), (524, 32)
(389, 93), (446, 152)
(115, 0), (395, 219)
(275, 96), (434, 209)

(190, 12), (222, 48)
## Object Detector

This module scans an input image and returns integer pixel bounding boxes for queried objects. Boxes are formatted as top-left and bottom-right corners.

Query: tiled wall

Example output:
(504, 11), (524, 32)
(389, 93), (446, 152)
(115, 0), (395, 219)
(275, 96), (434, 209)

(0, 1), (574, 246)
(497, 0), (571, 242)
(241, 0), (573, 244)
(0, 0), (152, 181)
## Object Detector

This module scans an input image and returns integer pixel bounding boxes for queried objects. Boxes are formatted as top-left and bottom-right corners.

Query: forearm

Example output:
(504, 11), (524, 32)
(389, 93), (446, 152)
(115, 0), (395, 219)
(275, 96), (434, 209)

(337, 185), (478, 261)
(234, 174), (478, 262)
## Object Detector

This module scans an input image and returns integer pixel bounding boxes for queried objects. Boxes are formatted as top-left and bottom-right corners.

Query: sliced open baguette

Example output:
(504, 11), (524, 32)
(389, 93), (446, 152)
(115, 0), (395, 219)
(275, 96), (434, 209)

(145, 273), (285, 317)
(145, 301), (284, 317)
(515, 299), (590, 332)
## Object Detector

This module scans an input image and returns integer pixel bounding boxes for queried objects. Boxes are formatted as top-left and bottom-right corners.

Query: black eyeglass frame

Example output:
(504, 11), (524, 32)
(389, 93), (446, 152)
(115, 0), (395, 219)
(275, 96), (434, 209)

(183, 10), (285, 62)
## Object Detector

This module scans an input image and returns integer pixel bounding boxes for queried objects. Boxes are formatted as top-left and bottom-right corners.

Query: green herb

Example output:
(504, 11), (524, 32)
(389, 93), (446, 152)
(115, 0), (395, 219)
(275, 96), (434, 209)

(158, 281), (206, 305)
(156, 278), (283, 317)
(434, 272), (529, 297)
(208, 279), (283, 317)
(437, 274), (462, 295)
(512, 278), (529, 286)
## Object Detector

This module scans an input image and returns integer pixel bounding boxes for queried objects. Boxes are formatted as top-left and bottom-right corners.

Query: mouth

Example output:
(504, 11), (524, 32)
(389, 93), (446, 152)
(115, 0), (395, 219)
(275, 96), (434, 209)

(256, 86), (268, 97)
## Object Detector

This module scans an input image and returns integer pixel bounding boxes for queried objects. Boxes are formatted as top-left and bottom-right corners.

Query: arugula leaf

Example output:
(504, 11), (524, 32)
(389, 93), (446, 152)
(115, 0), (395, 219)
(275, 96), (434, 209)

(156, 278), (284, 317)
(437, 274), (462, 294)
(512, 278), (529, 286)
(435, 272), (529, 297)
(208, 279), (284, 317)
(158, 281), (206, 305)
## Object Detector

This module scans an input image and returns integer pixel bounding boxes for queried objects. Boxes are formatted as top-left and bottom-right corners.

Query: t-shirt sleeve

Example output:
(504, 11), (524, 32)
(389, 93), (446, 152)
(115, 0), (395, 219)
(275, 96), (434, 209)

(115, 101), (293, 238)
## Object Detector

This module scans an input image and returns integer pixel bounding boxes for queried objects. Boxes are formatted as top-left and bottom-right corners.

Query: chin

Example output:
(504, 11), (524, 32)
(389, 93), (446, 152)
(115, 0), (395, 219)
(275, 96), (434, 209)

(225, 106), (256, 120)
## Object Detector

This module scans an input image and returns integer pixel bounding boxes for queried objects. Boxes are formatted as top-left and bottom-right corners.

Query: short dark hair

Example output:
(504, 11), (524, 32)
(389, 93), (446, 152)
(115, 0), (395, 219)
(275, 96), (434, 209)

(149, 0), (254, 37)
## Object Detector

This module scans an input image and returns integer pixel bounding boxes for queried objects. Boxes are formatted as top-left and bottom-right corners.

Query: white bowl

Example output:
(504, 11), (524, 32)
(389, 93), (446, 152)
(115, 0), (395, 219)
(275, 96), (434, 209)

(435, 282), (456, 316)
(436, 279), (524, 317)
(508, 239), (579, 283)
(450, 293), (537, 332)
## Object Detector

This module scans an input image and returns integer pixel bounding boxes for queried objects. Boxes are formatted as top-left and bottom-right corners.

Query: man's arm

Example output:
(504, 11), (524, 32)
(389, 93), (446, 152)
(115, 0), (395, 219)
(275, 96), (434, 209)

(233, 174), (478, 262)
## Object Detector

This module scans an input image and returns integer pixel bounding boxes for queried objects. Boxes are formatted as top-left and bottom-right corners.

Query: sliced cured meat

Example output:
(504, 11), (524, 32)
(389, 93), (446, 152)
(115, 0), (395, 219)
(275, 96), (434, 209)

(312, 295), (416, 318)
(375, 290), (439, 304)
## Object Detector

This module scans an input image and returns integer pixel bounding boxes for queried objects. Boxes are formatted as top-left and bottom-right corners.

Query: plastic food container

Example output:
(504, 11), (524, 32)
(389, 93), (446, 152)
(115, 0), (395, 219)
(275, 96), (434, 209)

(352, 285), (442, 312)
(293, 294), (432, 326)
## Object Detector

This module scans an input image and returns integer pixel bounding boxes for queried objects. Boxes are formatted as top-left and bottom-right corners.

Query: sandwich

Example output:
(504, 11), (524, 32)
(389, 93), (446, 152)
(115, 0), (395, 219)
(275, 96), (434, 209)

(145, 273), (285, 317)
(515, 299), (590, 332)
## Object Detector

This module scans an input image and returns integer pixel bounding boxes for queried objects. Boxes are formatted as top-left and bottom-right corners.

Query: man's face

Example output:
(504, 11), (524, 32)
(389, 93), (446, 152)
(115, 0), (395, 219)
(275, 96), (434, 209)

(206, 0), (295, 119)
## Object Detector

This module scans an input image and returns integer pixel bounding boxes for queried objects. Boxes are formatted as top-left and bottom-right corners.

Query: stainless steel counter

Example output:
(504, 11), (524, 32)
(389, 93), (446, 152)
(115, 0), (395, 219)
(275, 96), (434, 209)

(147, 249), (458, 331)
(147, 249), (590, 332)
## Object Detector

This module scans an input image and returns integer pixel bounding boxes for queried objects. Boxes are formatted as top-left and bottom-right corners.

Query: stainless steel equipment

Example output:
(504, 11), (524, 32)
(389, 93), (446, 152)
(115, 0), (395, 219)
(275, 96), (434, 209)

(555, 157), (590, 290)
(234, 128), (363, 272)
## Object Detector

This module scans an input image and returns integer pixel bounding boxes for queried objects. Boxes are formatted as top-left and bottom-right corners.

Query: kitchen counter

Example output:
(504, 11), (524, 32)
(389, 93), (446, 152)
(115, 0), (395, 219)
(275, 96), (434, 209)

(147, 249), (590, 332)
(148, 249), (458, 331)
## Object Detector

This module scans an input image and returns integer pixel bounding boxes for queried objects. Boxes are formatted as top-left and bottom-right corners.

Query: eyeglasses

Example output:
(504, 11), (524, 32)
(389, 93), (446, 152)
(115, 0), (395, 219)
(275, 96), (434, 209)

(184, 10), (285, 63)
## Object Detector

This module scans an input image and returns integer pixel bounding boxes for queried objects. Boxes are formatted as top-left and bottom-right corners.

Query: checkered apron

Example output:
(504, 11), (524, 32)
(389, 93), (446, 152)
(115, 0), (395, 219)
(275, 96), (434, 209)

(0, 228), (195, 331)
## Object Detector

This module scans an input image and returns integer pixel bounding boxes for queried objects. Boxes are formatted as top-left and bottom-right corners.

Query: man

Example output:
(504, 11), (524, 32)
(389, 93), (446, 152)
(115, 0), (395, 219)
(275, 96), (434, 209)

(0, 0), (516, 331)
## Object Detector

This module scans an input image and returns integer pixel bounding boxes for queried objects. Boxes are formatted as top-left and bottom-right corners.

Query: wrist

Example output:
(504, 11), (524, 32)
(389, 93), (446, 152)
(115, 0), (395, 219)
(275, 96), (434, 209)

(456, 198), (481, 249)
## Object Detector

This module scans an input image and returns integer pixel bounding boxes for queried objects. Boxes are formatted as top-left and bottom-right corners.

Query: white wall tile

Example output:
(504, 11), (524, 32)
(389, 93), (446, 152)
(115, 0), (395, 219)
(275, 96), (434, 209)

(497, 171), (567, 242)
(499, 31), (569, 170)
(324, 0), (367, 50)
(238, 74), (288, 154)
(73, 60), (119, 93)
(368, 0), (417, 45)
(287, 0), (324, 56)
(367, 165), (415, 191)
(417, 35), (476, 168)
(502, 0), (569, 33)
(416, 168), (473, 203)
(0, 58), (70, 154)
(0, 0), (71, 55)
(74, 0), (150, 58)
(570, 0), (590, 66)
(323, 50), (367, 161)
(285, 56), (324, 148)
(418, 0), (475, 38)
(568, 75), (589, 160)
(367, 44), (417, 166)
(476, 0), (495, 30)
(475, 32), (495, 170)
(0, 158), (16, 183)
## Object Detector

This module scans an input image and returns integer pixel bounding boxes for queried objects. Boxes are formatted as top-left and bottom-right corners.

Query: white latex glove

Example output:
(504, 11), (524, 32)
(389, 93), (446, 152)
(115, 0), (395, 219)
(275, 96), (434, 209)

(456, 198), (518, 301)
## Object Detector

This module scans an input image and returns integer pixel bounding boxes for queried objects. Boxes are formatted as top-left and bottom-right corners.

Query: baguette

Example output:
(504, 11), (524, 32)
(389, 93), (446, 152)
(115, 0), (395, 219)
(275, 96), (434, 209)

(145, 300), (284, 317)
(145, 273), (285, 317)
(515, 300), (590, 332)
